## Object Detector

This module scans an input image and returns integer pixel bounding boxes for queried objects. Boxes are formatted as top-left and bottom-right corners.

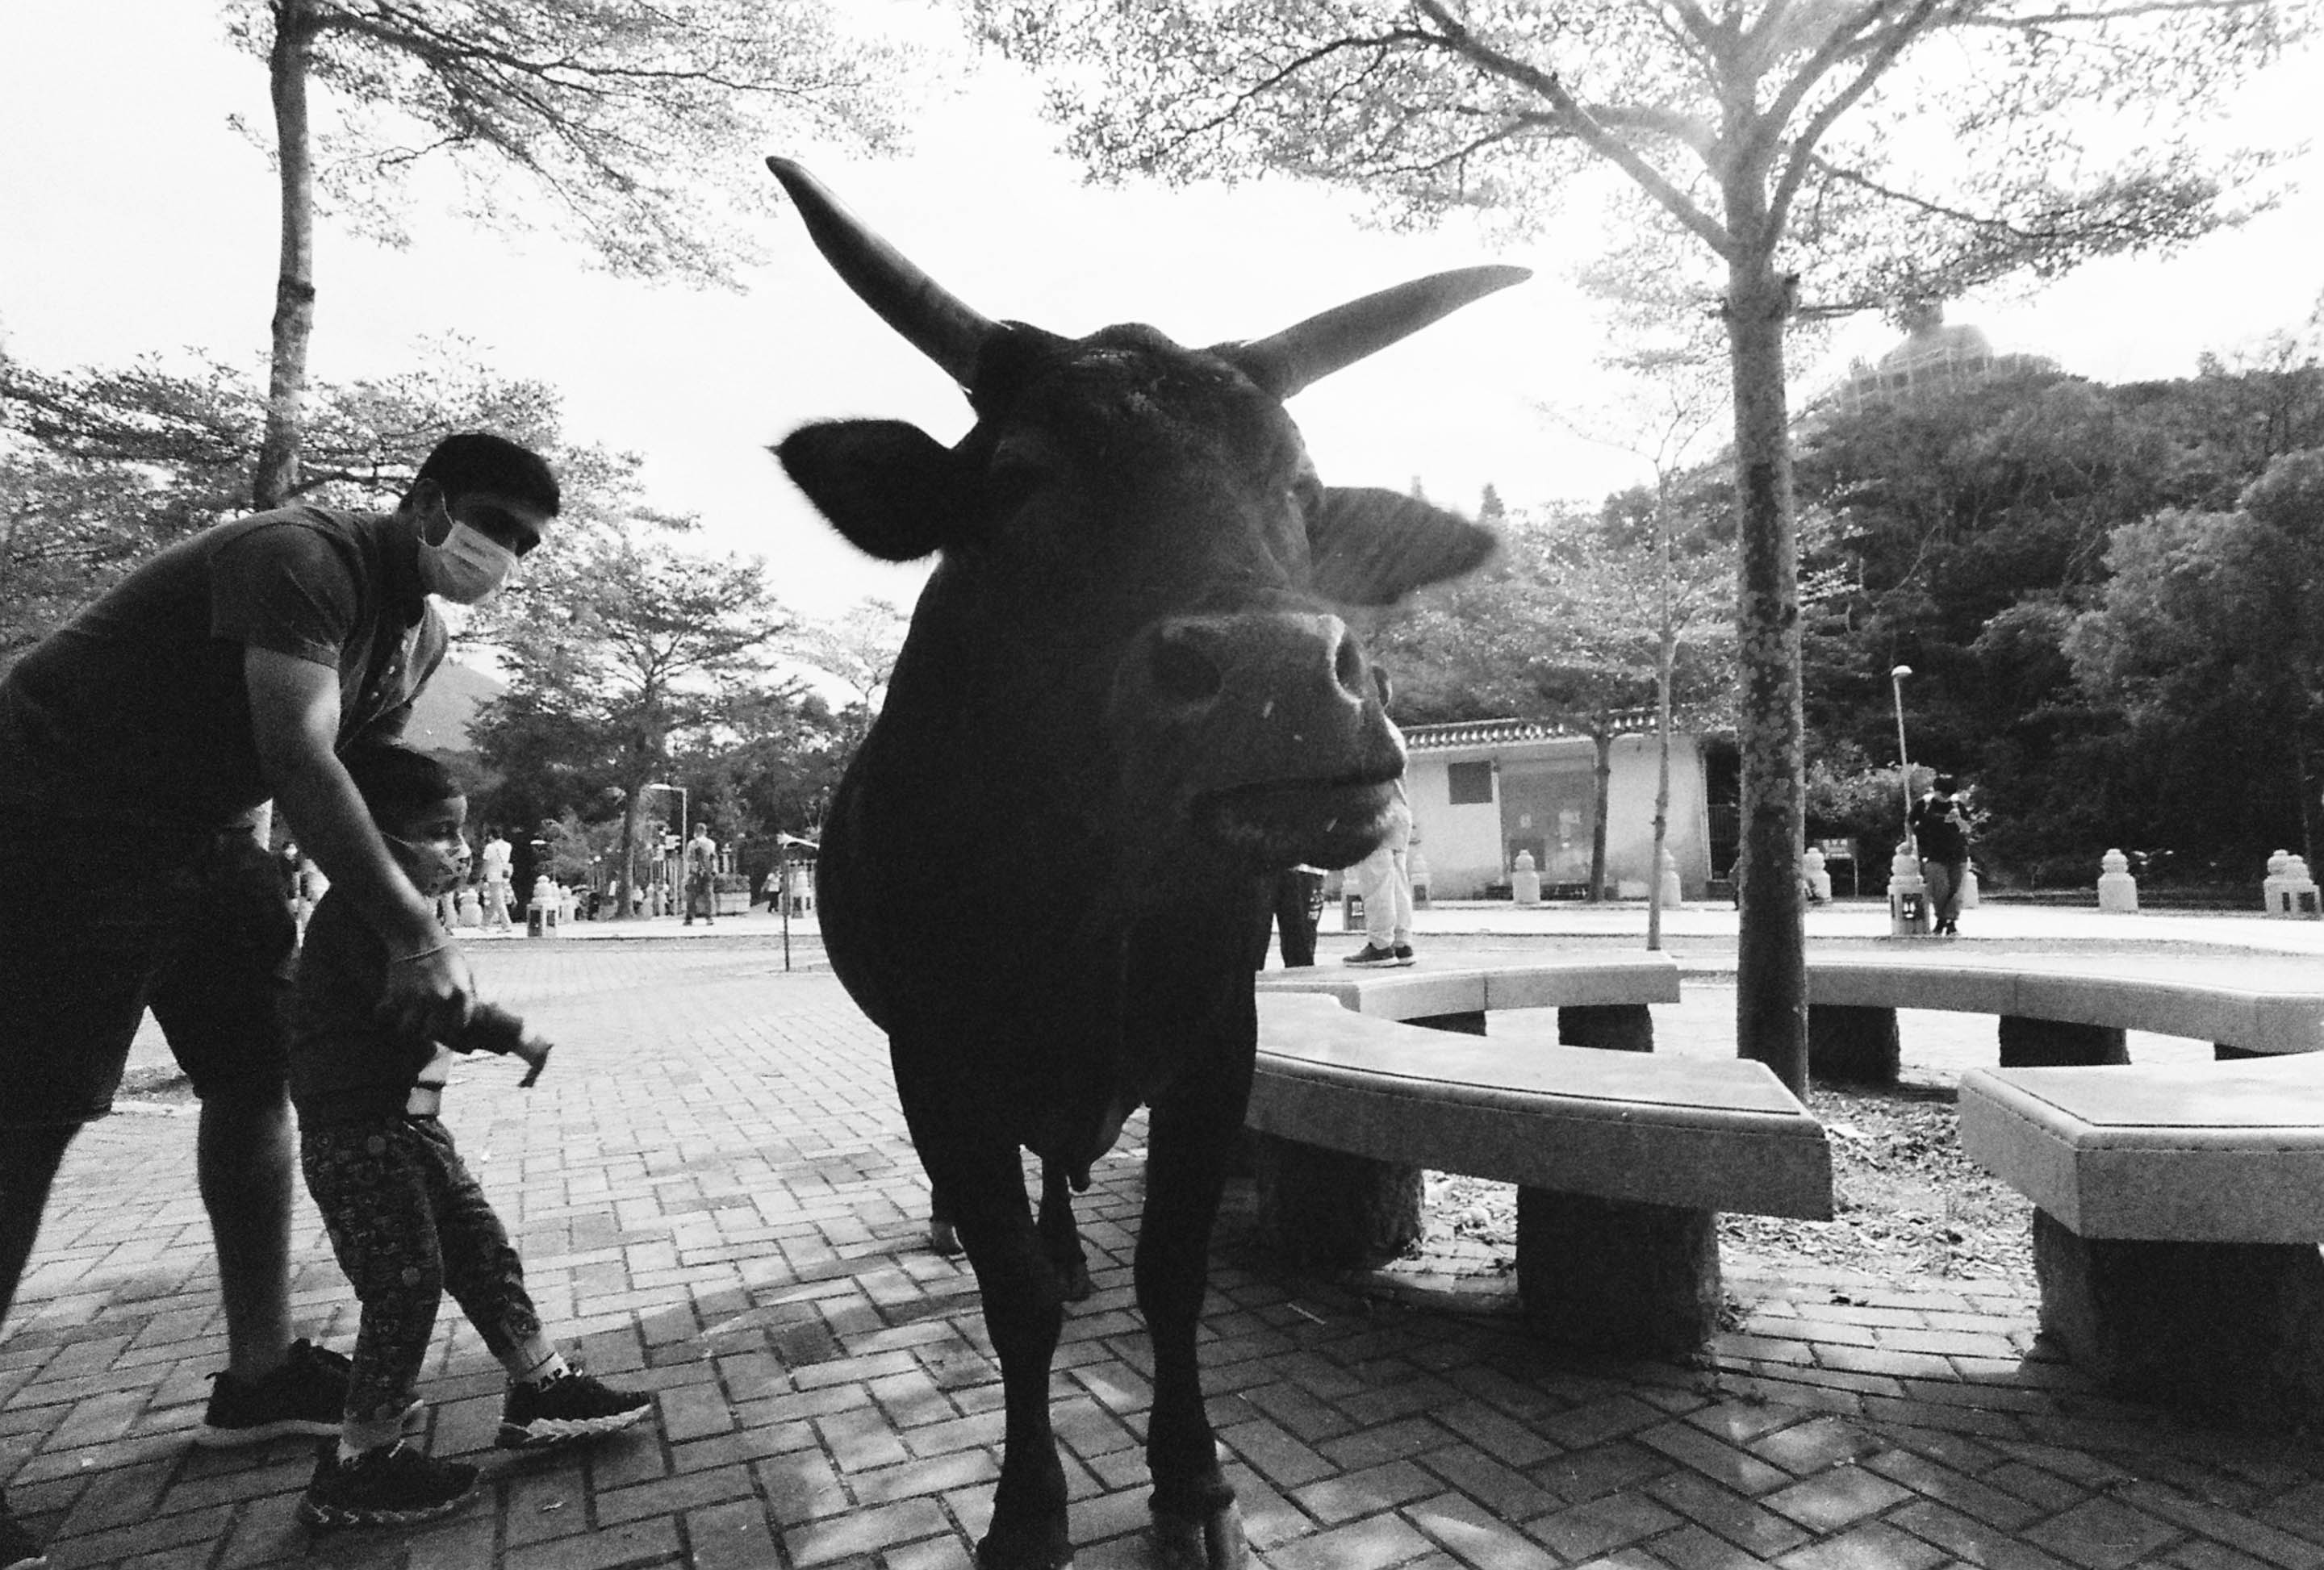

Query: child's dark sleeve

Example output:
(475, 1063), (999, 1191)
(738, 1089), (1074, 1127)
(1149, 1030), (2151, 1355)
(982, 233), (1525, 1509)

(449, 1003), (529, 1056)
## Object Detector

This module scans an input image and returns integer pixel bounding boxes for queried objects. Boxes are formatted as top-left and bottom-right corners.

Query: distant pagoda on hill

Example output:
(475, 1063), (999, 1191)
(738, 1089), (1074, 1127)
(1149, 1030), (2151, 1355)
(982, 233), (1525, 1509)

(1828, 301), (2059, 412)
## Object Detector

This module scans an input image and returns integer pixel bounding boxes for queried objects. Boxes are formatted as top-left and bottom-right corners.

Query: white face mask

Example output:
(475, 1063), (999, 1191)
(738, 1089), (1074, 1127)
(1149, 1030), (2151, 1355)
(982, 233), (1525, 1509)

(419, 520), (520, 604)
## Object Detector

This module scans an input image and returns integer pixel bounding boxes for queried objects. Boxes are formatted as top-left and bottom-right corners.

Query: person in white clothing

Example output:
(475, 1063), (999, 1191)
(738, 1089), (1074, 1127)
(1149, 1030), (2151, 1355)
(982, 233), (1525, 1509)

(478, 831), (513, 931)
(1344, 716), (1415, 968)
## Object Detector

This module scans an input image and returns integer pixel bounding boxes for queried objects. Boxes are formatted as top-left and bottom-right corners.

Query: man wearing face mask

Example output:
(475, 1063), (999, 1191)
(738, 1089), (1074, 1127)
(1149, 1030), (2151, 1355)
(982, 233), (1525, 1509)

(0, 432), (557, 1565)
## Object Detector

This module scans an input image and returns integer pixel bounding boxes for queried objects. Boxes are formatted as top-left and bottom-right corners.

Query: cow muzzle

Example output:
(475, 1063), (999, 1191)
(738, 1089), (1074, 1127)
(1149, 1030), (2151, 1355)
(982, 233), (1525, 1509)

(1112, 612), (1402, 866)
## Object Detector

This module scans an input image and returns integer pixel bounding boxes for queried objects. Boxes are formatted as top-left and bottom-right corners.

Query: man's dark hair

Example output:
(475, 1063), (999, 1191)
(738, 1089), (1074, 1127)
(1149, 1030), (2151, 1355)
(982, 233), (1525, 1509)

(409, 432), (561, 516)
(1932, 773), (1958, 794)
(343, 741), (462, 832)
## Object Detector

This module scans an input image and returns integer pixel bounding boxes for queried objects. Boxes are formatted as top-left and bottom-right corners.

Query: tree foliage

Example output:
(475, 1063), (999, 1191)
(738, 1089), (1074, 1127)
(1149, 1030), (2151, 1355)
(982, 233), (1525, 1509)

(1794, 320), (2324, 881)
(0, 337), (619, 660)
(223, 0), (915, 505)
(466, 515), (804, 915)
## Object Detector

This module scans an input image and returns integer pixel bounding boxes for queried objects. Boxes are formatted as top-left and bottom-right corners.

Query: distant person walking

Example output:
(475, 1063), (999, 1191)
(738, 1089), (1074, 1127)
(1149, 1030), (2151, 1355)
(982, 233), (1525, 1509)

(683, 823), (718, 926)
(478, 829), (514, 930)
(1910, 774), (1974, 936)
(0, 434), (562, 1568)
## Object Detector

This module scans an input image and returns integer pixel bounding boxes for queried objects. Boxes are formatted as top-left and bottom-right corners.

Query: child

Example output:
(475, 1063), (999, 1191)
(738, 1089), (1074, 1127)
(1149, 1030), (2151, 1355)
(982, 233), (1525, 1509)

(292, 742), (653, 1530)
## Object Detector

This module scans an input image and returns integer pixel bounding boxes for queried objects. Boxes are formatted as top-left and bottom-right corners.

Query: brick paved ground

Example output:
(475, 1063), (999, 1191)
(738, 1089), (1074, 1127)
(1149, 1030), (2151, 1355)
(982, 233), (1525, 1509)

(9, 937), (2324, 1569)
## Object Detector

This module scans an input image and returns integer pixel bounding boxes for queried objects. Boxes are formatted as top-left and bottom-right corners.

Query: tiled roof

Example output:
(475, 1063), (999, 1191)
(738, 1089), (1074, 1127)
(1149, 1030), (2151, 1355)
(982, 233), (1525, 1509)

(1404, 713), (1657, 751)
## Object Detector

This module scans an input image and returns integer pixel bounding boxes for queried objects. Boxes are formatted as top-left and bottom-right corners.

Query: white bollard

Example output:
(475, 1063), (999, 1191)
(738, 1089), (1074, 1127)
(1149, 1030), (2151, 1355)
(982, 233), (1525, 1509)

(1803, 846), (1831, 904)
(1888, 843), (1930, 935)
(2097, 849), (2138, 913)
(2264, 850), (2293, 917)
(1657, 846), (1685, 910)
(2282, 855), (2322, 919)
(1511, 848), (1542, 906)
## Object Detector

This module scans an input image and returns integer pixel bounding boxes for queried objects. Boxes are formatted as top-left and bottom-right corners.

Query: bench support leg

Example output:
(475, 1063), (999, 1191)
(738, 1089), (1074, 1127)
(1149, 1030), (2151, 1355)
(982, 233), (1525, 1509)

(1808, 1004), (1900, 1087)
(1251, 1133), (1421, 1269)
(1557, 1004), (1653, 1053)
(2032, 1209), (2324, 1428)
(1515, 1188), (1720, 1354)
(1998, 1017), (2128, 1067)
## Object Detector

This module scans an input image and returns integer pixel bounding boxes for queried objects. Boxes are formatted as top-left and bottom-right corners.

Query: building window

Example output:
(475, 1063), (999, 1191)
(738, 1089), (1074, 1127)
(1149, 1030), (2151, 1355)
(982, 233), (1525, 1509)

(1447, 761), (1494, 805)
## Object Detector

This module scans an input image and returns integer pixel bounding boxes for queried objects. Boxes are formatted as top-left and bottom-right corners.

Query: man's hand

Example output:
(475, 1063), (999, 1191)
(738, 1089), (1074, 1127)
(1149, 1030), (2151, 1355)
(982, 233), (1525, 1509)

(378, 942), (475, 1042)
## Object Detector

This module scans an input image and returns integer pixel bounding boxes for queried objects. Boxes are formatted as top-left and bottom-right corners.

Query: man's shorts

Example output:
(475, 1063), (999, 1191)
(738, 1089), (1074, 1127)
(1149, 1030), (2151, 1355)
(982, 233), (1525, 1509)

(0, 827), (296, 1127)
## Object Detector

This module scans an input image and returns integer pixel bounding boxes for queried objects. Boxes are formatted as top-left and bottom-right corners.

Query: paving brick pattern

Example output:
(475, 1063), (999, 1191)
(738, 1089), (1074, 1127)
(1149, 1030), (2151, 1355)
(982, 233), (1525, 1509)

(8, 939), (2324, 1568)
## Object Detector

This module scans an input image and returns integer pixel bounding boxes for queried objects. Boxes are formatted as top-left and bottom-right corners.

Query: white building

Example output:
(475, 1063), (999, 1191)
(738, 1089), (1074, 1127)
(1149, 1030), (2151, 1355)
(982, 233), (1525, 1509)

(1402, 717), (1724, 901)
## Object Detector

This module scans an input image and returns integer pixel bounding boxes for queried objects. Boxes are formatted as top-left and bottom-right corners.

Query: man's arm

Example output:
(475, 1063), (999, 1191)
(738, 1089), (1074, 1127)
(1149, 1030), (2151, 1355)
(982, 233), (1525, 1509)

(244, 647), (472, 1034)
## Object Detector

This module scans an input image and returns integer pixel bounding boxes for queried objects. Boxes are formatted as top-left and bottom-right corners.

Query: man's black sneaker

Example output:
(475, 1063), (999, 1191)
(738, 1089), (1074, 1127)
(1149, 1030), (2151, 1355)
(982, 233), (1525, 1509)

(197, 1339), (352, 1448)
(1343, 942), (1412, 968)
(1393, 943), (1415, 962)
(496, 1372), (653, 1449)
(297, 1443), (479, 1530)
(0, 1488), (46, 1570)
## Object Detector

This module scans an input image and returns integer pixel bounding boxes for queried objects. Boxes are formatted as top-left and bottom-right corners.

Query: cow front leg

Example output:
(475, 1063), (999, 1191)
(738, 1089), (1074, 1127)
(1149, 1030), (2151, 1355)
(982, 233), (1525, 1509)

(1038, 1159), (1095, 1302)
(922, 1137), (1073, 1570)
(1137, 1094), (1249, 1570)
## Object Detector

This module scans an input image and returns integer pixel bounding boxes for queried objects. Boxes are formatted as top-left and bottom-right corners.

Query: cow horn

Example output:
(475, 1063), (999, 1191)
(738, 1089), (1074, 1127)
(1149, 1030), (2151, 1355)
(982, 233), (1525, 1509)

(766, 157), (998, 390)
(1230, 265), (1532, 399)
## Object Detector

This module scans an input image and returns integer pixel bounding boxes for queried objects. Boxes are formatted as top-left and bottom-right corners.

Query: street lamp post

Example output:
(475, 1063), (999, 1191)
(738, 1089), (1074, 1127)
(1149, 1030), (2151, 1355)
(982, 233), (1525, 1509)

(1887, 665), (1929, 935)
(1889, 665), (1915, 848)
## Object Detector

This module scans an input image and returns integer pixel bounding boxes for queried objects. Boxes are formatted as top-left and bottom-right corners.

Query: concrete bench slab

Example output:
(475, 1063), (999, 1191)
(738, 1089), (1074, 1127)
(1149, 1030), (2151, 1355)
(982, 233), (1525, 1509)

(1804, 956), (2324, 1084)
(1960, 1056), (2324, 1428)
(1251, 986), (1831, 1355)
(1254, 993), (1829, 1217)
(1260, 955), (1678, 1046)
(1959, 1057), (2324, 1243)
(1257, 956), (1680, 1016)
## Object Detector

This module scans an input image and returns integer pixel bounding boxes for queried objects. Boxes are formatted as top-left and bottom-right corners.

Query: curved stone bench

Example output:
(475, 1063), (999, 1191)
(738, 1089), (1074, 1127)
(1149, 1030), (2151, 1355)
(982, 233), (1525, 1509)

(1258, 954), (1682, 1046)
(1249, 966), (1830, 1355)
(1805, 955), (2324, 1084)
(1958, 1056), (2324, 1429)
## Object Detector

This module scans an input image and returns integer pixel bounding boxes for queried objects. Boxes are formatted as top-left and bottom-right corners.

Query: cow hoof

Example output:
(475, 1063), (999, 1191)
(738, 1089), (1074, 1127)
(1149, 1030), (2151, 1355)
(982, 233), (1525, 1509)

(1151, 1501), (1247, 1570)
(929, 1220), (963, 1257)
(1055, 1258), (1094, 1302)
(974, 1525), (1071, 1570)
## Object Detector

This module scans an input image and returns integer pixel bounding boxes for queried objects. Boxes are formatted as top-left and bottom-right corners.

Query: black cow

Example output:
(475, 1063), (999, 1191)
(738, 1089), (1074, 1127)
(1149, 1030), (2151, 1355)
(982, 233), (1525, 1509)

(767, 158), (1520, 1570)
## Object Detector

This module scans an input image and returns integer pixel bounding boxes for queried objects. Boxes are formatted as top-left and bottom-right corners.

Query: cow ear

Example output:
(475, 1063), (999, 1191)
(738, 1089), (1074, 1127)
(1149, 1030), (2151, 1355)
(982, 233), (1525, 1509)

(1309, 486), (1498, 605)
(776, 420), (969, 562)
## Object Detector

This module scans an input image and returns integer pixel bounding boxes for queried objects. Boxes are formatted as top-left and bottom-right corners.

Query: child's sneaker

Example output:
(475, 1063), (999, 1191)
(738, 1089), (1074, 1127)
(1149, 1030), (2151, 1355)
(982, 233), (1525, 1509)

(297, 1442), (479, 1530)
(496, 1372), (653, 1449)
(197, 1339), (351, 1448)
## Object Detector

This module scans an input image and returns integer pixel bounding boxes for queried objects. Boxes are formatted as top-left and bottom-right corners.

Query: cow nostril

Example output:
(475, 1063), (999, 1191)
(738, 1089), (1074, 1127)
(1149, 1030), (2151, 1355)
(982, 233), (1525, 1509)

(1334, 633), (1366, 700)
(1151, 633), (1224, 706)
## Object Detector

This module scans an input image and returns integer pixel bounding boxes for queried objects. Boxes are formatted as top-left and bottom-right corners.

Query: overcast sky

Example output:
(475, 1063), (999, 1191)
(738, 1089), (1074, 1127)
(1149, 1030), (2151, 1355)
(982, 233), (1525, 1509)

(3, 2), (2319, 623)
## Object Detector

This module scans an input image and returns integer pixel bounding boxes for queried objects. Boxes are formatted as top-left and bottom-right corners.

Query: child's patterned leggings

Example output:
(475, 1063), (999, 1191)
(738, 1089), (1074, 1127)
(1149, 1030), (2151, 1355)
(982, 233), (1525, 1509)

(302, 1115), (545, 1422)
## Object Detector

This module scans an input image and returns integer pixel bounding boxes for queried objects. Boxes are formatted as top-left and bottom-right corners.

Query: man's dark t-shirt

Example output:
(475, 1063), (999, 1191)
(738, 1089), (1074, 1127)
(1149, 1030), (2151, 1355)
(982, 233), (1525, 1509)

(0, 504), (442, 836)
(1911, 795), (1970, 863)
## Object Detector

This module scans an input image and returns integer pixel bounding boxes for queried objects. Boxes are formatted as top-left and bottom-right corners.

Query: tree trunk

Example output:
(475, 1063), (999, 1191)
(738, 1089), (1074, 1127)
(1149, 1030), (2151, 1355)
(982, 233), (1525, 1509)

(1589, 727), (1613, 903)
(1724, 254), (1808, 1097)
(615, 795), (644, 920)
(254, 0), (319, 511)
(1649, 520), (1675, 952)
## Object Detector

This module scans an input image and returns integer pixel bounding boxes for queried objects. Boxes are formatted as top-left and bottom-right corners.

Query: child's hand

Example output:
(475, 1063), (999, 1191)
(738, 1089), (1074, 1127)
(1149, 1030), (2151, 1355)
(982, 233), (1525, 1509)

(515, 1036), (554, 1088)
